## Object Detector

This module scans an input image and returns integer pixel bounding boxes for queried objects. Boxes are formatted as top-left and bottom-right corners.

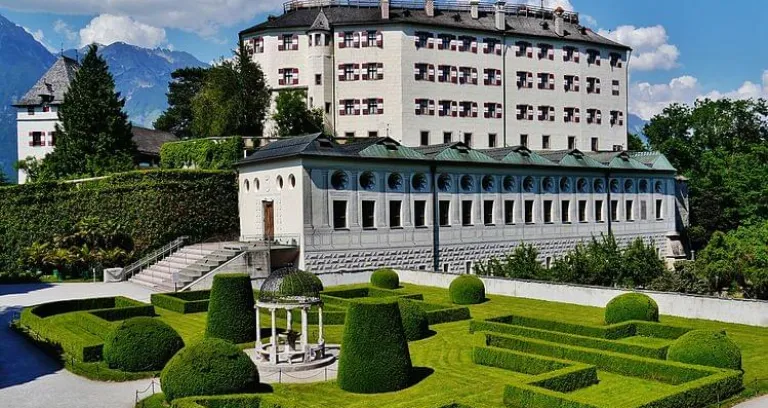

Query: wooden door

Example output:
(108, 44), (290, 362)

(263, 201), (274, 241)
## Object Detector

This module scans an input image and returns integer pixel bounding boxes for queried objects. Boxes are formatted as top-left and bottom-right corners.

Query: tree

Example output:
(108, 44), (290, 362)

(621, 238), (665, 287)
(272, 90), (324, 137)
(0, 168), (8, 185)
(43, 44), (136, 179)
(154, 67), (209, 138)
(627, 132), (647, 151)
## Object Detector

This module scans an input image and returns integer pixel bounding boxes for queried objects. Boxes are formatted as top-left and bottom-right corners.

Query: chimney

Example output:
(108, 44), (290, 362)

(381, 0), (390, 20)
(554, 7), (564, 36)
(470, 0), (479, 19)
(494, 1), (506, 31)
(425, 0), (435, 17)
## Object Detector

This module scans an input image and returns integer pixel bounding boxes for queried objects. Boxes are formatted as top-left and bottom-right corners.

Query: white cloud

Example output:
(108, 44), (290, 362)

(0, 0), (285, 37)
(629, 71), (768, 120)
(525, 0), (574, 10)
(581, 14), (598, 28)
(598, 25), (680, 71)
(79, 14), (167, 48)
(23, 26), (57, 53)
(54, 19), (78, 42)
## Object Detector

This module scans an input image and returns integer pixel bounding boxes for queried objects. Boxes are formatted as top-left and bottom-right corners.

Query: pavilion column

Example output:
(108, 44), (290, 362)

(318, 305), (324, 343)
(301, 307), (309, 360)
(270, 308), (277, 364)
(286, 309), (293, 332)
(255, 306), (261, 352)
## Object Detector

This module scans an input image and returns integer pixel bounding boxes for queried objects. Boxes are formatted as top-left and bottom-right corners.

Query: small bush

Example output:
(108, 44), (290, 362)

(160, 338), (258, 401)
(449, 275), (486, 305)
(103, 317), (184, 372)
(205, 274), (255, 344)
(604, 293), (659, 325)
(370, 268), (399, 289)
(337, 298), (412, 393)
(667, 330), (742, 370)
(398, 299), (430, 341)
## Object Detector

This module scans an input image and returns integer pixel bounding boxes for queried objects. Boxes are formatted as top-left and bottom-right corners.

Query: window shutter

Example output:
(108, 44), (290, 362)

(472, 68), (478, 85)
(471, 40), (477, 53)
(548, 47), (554, 60)
(438, 37), (444, 50)
(483, 70), (489, 85)
(339, 101), (346, 116)
(450, 38), (457, 51)
(527, 106), (534, 121)
(597, 111), (602, 124)
(414, 64), (421, 79)
(451, 101), (458, 117)
(338, 32), (345, 48)
(497, 104), (503, 119)
(575, 77), (580, 92)
(428, 64), (435, 81)
(414, 34), (420, 48)
(549, 107), (555, 122)
(483, 41), (489, 54)
(354, 99), (361, 115)
(427, 34), (434, 49)
(377, 63), (384, 80)
(338, 65), (345, 81)
(278, 68), (285, 85)
(354, 63), (360, 81)
(362, 100), (369, 115)
(451, 67), (458, 84)
(362, 64), (369, 81)
(549, 74), (555, 90)
(28, 131), (34, 146)
(596, 56), (601, 66)
(39, 133), (45, 146)
(353, 32), (360, 48)
(415, 100), (422, 115)
(496, 70), (503, 86)
(472, 102), (478, 118)
(293, 68), (299, 85)
(361, 33), (369, 48)
(429, 100), (435, 115)
(377, 98), (384, 114)
(377, 31), (383, 47)
(484, 103), (490, 119)
(575, 109), (580, 123)
(563, 109), (569, 122)
(292, 34), (299, 50)
(48, 131), (55, 146)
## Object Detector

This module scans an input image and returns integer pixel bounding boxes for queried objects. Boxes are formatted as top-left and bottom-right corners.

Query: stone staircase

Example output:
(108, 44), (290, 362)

(129, 242), (247, 291)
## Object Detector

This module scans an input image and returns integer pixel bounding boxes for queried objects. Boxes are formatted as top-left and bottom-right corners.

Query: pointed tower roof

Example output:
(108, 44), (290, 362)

(14, 56), (79, 107)
(308, 9), (331, 32)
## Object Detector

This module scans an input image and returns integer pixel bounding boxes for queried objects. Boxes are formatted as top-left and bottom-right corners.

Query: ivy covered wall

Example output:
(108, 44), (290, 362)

(160, 137), (245, 170)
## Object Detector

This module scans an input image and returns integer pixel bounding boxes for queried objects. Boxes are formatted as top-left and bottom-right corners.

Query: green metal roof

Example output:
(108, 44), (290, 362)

(414, 142), (497, 163)
(536, 149), (607, 168)
(481, 146), (557, 166)
(585, 151), (652, 171)
(629, 152), (677, 171)
(357, 139), (427, 160)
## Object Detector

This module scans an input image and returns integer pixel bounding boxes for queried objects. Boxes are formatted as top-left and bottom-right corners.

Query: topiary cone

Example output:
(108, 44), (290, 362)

(205, 273), (255, 344)
(337, 298), (412, 393)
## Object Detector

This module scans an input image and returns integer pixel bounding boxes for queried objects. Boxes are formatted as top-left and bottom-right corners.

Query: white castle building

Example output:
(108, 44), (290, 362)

(240, 0), (629, 151)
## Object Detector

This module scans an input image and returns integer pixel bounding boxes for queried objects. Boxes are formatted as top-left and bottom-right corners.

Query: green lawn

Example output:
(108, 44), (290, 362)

(150, 283), (768, 407)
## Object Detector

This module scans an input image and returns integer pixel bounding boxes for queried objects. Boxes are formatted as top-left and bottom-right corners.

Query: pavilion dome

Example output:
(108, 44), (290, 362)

(258, 267), (323, 304)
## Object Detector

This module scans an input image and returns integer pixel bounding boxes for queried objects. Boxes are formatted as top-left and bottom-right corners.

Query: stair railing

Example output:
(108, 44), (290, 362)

(122, 236), (189, 280)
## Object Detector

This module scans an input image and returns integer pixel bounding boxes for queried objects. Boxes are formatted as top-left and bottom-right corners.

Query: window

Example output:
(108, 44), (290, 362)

(27, 107), (35, 115)
(438, 34), (455, 50)
(655, 199), (664, 220)
(367, 64), (378, 80)
(463, 133), (472, 147)
(341, 99), (355, 115)
(504, 201), (515, 224)
(325, 102), (331, 114)
(366, 31), (378, 47)
(564, 107), (580, 123)
(314, 33), (321, 46)
(610, 52), (623, 68)
(414, 200), (427, 227)
(462, 201), (473, 226)
(563, 46), (579, 63)
(465, 261), (472, 274)
(459, 36), (475, 52)
(315, 74), (322, 85)
(545, 257), (552, 269)
(344, 132), (355, 139)
(485, 103), (502, 119)
(568, 136), (576, 150)
(488, 133), (497, 148)
(389, 200), (402, 228)
(438, 100), (454, 117)
(31, 131), (43, 147)
(443, 263), (449, 273)
(612, 80), (620, 96)
(587, 49), (601, 66)
(280, 34), (294, 51)
(483, 200), (494, 225)
(415, 31), (432, 48)
(458, 67), (476, 84)
(420, 131), (430, 146)
(610, 111), (625, 126)
(459, 101), (476, 117)
(368, 131), (378, 138)
(42, 105), (51, 113)
(516, 41), (532, 58)
(437, 65), (452, 82)
(543, 200), (553, 223)
(362, 200), (376, 229)
(279, 68), (298, 85)
(542, 135), (551, 150)
(578, 200), (587, 222)
(439, 201), (451, 226)
(640, 200), (648, 221)
(591, 137), (599, 152)
(516, 104), (534, 120)
(564, 75), (579, 92)
(484, 69), (502, 86)
(610, 200), (619, 222)
(414, 63), (430, 81)
(538, 43), (554, 60)
(625, 200), (634, 221)
(341, 64), (356, 81)
(363, 98), (383, 115)
(538, 106), (555, 122)
(561, 200), (571, 223)
(443, 132), (453, 143)
(414, 98), (433, 115)
(50, 131), (56, 146)
(537, 72), (555, 90)
(586, 77), (601, 94)
(517, 71), (532, 88)
(520, 134), (529, 147)
(344, 32), (354, 48)
(333, 200), (347, 229)
(524, 200), (535, 224)
(595, 200), (604, 222)
(484, 38), (501, 55)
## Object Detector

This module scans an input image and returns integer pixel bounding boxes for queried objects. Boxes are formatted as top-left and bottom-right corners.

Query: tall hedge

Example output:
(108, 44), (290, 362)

(0, 170), (238, 275)
(160, 137), (244, 170)
(337, 298), (412, 393)
(205, 274), (256, 344)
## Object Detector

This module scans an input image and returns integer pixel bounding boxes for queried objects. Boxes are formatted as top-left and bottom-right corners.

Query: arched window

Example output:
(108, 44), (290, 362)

(288, 174), (296, 189)
(654, 180), (664, 194)
(577, 178), (588, 193)
(639, 179), (649, 193)
(542, 177), (555, 193)
(593, 178), (605, 193)
(503, 176), (516, 192)
(559, 177), (571, 193)
(331, 170), (348, 190)
(460, 175), (474, 191)
(254, 178), (260, 192)
(609, 179), (620, 193)
(388, 173), (403, 190)
(624, 179), (634, 193)
(243, 179), (250, 192)
(438, 173), (452, 191)
(359, 171), (376, 190)
(481, 175), (495, 192)
(523, 176), (535, 192)
(412, 173), (428, 191)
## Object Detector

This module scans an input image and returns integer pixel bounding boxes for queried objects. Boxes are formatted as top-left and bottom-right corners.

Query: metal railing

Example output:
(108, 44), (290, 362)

(122, 236), (188, 280)
(240, 234), (301, 248)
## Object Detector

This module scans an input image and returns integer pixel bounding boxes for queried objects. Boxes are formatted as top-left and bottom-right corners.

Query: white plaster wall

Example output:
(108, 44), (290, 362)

(16, 106), (59, 184)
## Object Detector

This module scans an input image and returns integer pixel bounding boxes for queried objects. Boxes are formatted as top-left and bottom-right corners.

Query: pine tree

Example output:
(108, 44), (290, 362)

(46, 44), (136, 178)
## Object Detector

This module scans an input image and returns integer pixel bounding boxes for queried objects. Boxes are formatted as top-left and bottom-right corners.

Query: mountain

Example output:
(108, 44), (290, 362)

(628, 114), (649, 144)
(0, 13), (56, 182)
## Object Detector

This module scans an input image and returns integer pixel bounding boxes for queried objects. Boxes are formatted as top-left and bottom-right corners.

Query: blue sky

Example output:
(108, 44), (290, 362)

(2, 0), (766, 120)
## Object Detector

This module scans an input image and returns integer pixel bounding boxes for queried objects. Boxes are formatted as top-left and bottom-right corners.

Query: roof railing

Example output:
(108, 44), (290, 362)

(282, 0), (579, 22)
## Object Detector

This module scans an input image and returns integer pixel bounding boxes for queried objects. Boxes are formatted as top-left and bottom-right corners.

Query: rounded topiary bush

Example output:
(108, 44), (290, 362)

(370, 268), (399, 289)
(337, 298), (412, 393)
(398, 299), (429, 341)
(160, 338), (259, 401)
(449, 275), (486, 305)
(667, 330), (742, 370)
(205, 273), (255, 344)
(103, 317), (184, 372)
(604, 293), (659, 325)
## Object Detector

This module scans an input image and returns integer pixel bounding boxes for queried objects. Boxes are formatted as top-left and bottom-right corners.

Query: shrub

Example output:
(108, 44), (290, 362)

(103, 317), (184, 372)
(398, 299), (430, 341)
(449, 275), (486, 305)
(151, 291), (210, 314)
(337, 298), (412, 393)
(160, 137), (244, 170)
(667, 330), (742, 370)
(205, 274), (256, 344)
(160, 338), (258, 401)
(604, 293), (659, 325)
(370, 268), (400, 289)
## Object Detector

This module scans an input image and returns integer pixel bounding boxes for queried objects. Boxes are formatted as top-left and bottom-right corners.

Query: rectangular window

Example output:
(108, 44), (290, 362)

(42, 105), (51, 113)
(612, 80), (620, 96)
(488, 133), (497, 148)
(463, 133), (472, 147)
(483, 200), (494, 225)
(641, 200), (648, 220)
(595, 200), (604, 222)
(368, 131), (378, 138)
(414, 63), (429, 81)
(443, 132), (452, 144)
(564, 75), (579, 92)
(439, 201), (451, 226)
(389, 200), (402, 228)
(420, 131), (430, 146)
(543, 200), (553, 223)
(50, 131), (56, 146)
(542, 135), (551, 150)
(578, 200), (587, 222)
(525, 200), (535, 224)
(315, 74), (322, 85)
(333, 200), (347, 229)
(587, 77), (601, 94)
(611, 200), (619, 222)
(568, 136), (576, 150)
(462, 200), (473, 226)
(561, 200), (571, 223)
(656, 199), (664, 220)
(31, 131), (43, 147)
(625, 200), (634, 221)
(27, 107), (35, 115)
(504, 200), (515, 224)
(414, 200), (427, 227)
(362, 200), (376, 229)
(520, 134), (528, 147)
(344, 131), (355, 139)
(367, 31), (377, 47)
(344, 32), (354, 48)
(591, 137), (599, 152)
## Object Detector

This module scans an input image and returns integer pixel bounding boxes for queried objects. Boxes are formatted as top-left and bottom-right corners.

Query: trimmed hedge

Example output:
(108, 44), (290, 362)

(449, 275), (485, 305)
(416, 301), (471, 325)
(103, 317), (184, 372)
(170, 394), (287, 408)
(205, 274), (255, 344)
(320, 287), (422, 308)
(152, 291), (211, 314)
(337, 298), (412, 393)
(667, 330), (742, 370)
(371, 268), (400, 289)
(398, 299), (430, 341)
(486, 314), (633, 340)
(160, 137), (244, 170)
(160, 338), (259, 401)
(604, 293), (659, 325)
(19, 307), (104, 362)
